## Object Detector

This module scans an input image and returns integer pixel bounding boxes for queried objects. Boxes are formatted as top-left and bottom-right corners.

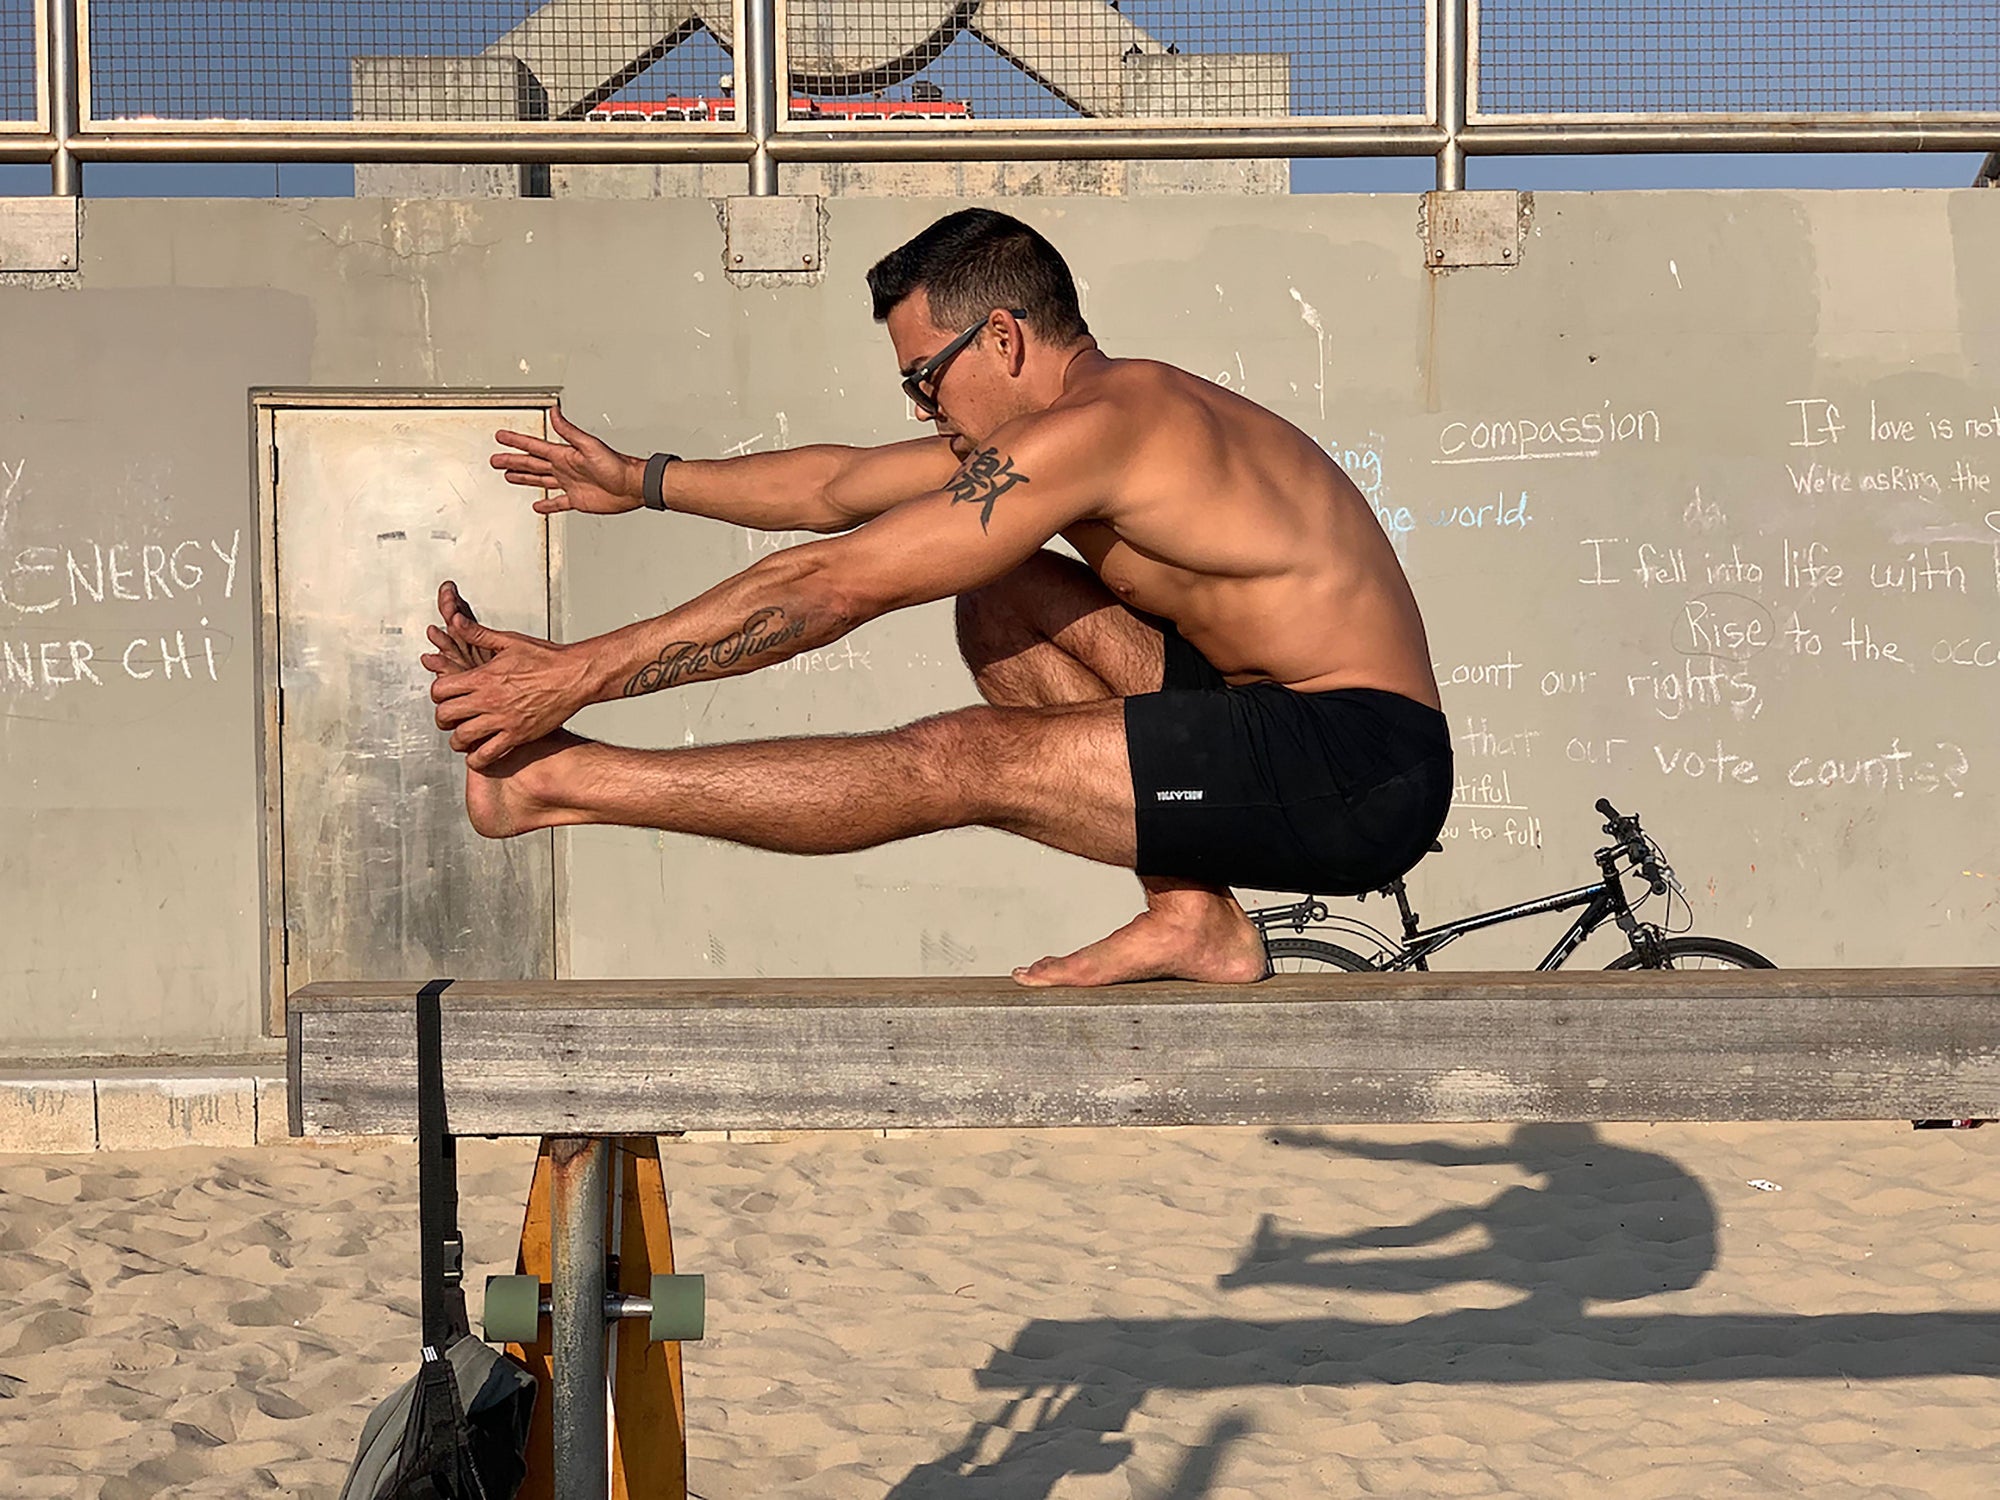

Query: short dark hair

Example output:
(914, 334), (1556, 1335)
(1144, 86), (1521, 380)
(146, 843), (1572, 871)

(867, 209), (1090, 344)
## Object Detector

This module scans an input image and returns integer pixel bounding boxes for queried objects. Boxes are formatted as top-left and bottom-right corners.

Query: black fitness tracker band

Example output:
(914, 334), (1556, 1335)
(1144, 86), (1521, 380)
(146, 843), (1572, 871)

(642, 452), (682, 510)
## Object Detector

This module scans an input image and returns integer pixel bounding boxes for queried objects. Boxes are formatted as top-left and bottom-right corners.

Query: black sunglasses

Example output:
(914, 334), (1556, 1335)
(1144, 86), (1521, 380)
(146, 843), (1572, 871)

(902, 309), (1029, 417)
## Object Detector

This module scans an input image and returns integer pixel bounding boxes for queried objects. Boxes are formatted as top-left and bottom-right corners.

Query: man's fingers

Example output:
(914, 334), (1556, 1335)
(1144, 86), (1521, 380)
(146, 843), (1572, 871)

(450, 716), (504, 754)
(495, 428), (557, 460)
(500, 469), (564, 490)
(492, 448), (556, 475)
(435, 696), (483, 729)
(437, 579), (477, 624)
(420, 636), (470, 672)
(425, 625), (479, 669)
(549, 405), (590, 445)
(531, 493), (572, 515)
(430, 671), (477, 703)
(447, 614), (508, 652)
(465, 733), (516, 772)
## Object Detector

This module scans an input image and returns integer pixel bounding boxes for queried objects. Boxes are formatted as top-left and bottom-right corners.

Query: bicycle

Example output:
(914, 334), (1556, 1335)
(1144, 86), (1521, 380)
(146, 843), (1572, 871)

(1248, 798), (1775, 973)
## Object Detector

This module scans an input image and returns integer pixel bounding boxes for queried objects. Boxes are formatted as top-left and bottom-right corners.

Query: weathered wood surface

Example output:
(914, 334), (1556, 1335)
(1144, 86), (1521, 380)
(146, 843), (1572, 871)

(288, 969), (2000, 1136)
(610, 1139), (687, 1500)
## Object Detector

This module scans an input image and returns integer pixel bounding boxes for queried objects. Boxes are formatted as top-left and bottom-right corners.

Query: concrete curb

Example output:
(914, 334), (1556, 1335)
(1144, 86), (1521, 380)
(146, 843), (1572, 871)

(0, 1071), (291, 1153)
(0, 1076), (912, 1153)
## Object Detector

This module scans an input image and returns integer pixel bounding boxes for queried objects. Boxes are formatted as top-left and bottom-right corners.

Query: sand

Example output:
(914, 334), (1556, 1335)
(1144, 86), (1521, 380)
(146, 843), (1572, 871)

(2, 1121), (1996, 1498)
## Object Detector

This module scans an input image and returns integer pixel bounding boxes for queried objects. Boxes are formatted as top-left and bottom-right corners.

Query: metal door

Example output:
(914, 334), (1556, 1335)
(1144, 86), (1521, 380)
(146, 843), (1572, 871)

(272, 403), (554, 991)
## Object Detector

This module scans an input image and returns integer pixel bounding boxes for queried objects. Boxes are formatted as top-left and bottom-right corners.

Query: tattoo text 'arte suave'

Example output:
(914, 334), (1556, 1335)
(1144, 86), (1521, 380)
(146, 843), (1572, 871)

(623, 606), (809, 697)
(947, 446), (1030, 533)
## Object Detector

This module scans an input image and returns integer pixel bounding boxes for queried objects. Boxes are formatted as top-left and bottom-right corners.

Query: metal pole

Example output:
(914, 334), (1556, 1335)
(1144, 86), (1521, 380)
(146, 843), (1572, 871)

(42, 121), (1997, 166)
(767, 124), (1444, 162)
(1436, 0), (1468, 191)
(550, 1137), (610, 1500)
(49, 0), (79, 195)
(59, 130), (763, 163)
(743, 0), (779, 196)
(1465, 121), (2000, 154)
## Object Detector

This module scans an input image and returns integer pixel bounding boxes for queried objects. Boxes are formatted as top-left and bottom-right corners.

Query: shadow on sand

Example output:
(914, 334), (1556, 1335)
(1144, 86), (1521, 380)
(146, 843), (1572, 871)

(886, 1123), (2000, 1498)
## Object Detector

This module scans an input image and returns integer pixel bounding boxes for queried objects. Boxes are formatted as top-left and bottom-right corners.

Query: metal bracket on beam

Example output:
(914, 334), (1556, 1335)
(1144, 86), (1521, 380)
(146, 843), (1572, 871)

(722, 195), (823, 280)
(1420, 190), (1531, 269)
(0, 198), (80, 273)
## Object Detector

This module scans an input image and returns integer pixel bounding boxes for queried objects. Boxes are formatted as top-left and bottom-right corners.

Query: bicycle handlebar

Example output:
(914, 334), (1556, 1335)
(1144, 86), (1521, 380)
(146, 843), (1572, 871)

(1596, 797), (1668, 894)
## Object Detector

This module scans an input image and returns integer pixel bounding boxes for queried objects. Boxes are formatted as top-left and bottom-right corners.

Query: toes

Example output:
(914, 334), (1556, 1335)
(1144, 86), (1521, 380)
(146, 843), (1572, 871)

(1012, 957), (1071, 988)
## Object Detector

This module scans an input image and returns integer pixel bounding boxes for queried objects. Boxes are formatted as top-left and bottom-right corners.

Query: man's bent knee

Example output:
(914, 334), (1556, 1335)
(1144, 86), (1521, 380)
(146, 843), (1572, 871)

(956, 550), (1166, 709)
(954, 551), (1091, 660)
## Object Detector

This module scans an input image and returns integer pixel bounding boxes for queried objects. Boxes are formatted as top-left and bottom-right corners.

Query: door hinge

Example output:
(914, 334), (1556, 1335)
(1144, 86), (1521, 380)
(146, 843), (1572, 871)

(280, 925), (290, 967)
(270, 444), (280, 487)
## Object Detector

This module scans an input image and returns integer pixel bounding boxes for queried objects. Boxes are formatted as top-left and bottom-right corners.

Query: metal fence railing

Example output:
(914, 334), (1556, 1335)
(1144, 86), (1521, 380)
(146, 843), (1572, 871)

(1476, 1), (2000, 119)
(778, 2), (1430, 125)
(80, 0), (740, 124)
(0, 0), (42, 127)
(1, 1), (1996, 190)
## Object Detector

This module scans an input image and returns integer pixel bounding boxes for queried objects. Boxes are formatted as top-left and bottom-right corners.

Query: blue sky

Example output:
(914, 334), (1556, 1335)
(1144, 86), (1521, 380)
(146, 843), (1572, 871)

(0, 1), (1991, 195)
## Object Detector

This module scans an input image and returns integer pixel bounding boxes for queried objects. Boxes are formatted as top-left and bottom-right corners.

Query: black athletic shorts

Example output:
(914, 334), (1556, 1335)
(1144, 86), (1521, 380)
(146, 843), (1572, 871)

(1124, 624), (1453, 895)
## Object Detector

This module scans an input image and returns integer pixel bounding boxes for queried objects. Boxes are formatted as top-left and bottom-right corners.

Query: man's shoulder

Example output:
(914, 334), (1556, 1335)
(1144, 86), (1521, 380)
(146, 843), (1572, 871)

(1074, 355), (1191, 401)
(1025, 360), (1192, 444)
(993, 385), (1132, 465)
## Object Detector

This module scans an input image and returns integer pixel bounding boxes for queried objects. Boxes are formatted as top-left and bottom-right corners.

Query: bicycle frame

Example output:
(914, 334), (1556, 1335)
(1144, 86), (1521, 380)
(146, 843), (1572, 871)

(1382, 878), (1627, 971)
(1250, 853), (1652, 972)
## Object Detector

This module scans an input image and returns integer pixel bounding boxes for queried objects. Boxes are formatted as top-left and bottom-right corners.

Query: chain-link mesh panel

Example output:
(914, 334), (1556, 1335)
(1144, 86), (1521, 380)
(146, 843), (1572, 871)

(784, 2), (1428, 123)
(84, 1), (740, 123)
(1, 0), (37, 124)
(1479, 2), (2000, 116)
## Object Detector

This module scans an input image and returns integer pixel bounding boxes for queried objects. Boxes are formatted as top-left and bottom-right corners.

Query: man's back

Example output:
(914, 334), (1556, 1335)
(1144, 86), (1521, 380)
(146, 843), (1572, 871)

(1049, 357), (1441, 708)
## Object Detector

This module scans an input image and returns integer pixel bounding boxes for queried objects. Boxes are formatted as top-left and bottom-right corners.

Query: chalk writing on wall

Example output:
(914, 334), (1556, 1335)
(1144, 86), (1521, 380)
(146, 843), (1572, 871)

(1407, 385), (2000, 850)
(0, 491), (240, 695)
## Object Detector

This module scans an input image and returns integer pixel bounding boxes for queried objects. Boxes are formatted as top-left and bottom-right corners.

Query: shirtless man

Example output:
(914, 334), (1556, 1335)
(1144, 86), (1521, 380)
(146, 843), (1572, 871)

(423, 208), (1449, 987)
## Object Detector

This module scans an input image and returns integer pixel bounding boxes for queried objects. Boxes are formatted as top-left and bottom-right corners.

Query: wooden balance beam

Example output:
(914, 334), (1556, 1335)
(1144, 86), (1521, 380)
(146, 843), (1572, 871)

(290, 969), (2000, 1137)
(289, 968), (2000, 1499)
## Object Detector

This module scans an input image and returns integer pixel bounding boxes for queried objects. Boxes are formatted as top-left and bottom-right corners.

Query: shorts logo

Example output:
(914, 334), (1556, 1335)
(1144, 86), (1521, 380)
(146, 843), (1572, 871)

(1155, 789), (1205, 802)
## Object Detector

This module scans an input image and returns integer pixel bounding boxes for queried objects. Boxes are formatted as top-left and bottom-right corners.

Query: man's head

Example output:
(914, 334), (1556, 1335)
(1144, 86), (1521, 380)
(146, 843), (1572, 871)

(867, 209), (1091, 453)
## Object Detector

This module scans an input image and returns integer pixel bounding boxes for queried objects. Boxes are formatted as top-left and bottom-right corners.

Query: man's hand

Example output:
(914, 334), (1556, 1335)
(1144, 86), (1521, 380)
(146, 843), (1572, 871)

(491, 403), (644, 516)
(424, 583), (597, 770)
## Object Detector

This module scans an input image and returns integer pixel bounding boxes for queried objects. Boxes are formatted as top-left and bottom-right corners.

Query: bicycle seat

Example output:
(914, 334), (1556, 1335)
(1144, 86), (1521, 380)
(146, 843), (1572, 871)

(1365, 841), (1441, 900)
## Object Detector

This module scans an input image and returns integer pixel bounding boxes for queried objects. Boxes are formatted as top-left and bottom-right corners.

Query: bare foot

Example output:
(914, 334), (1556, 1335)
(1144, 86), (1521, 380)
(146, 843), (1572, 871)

(421, 579), (495, 676)
(465, 731), (590, 838)
(1013, 890), (1268, 987)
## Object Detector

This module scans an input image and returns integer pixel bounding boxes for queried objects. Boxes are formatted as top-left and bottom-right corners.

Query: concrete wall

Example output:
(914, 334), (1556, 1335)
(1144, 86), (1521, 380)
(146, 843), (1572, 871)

(1, 189), (1997, 1062)
(547, 156), (1292, 200)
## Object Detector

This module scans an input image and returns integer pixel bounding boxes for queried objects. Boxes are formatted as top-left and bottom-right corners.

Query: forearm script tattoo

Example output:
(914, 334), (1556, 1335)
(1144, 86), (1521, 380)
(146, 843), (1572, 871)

(623, 606), (809, 696)
(946, 446), (1030, 533)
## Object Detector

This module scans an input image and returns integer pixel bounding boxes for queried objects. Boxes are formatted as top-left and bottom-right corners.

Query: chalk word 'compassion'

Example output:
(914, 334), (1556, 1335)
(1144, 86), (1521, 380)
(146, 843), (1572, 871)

(1437, 405), (1661, 461)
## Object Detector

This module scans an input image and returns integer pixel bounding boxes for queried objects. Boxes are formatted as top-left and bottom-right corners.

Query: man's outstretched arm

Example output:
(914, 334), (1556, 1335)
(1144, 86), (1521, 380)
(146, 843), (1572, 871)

(491, 403), (961, 532)
(433, 407), (1117, 767)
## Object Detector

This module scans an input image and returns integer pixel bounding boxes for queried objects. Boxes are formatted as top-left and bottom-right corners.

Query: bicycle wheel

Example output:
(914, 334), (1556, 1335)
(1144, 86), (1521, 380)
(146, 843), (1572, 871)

(1603, 936), (1776, 970)
(1264, 937), (1376, 973)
